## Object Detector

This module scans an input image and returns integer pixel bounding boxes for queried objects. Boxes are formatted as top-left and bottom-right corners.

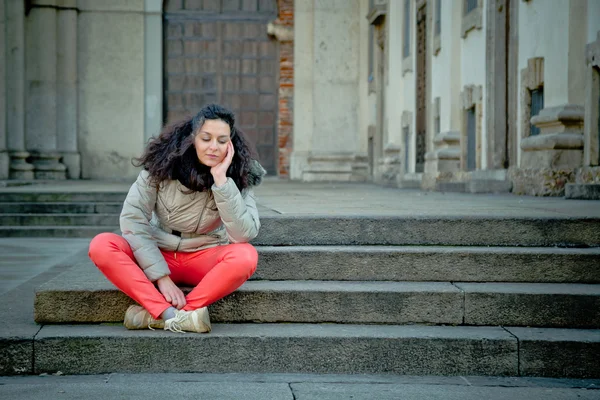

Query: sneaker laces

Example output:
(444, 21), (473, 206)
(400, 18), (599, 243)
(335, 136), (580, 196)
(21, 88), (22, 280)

(164, 311), (187, 333)
(147, 316), (162, 331)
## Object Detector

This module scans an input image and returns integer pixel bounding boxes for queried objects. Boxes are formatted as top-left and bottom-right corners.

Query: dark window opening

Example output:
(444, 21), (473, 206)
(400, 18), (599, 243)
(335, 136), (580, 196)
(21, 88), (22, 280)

(465, 0), (478, 14)
(467, 107), (476, 171)
(403, 0), (411, 58)
(404, 126), (410, 171)
(530, 87), (544, 136)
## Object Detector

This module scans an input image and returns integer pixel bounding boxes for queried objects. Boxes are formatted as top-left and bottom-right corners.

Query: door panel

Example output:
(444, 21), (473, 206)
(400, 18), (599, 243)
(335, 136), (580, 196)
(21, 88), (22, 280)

(164, 0), (279, 175)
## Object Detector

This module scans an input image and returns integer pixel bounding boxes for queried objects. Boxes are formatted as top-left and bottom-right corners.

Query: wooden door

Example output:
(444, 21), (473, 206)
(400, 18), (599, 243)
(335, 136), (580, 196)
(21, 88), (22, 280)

(163, 0), (279, 175)
(415, 4), (427, 173)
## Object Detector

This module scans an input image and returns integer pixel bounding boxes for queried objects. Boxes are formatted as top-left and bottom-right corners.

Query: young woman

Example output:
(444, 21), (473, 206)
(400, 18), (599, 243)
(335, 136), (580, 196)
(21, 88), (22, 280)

(88, 104), (265, 333)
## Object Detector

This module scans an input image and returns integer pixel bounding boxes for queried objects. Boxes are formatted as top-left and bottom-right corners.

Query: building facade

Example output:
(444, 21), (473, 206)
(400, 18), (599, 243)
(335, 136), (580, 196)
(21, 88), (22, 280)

(1, 0), (599, 196)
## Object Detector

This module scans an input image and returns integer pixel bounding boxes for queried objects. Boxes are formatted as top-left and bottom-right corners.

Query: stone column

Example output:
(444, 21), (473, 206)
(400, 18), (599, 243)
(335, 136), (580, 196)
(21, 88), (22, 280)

(582, 31), (600, 171)
(26, 1), (66, 179)
(290, 0), (314, 180)
(144, 0), (163, 144)
(0, 2), (7, 179)
(5, 0), (34, 179)
(57, 1), (80, 178)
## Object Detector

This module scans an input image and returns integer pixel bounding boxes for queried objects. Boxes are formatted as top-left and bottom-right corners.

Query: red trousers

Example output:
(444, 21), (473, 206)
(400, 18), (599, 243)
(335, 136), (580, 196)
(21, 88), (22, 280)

(88, 232), (258, 319)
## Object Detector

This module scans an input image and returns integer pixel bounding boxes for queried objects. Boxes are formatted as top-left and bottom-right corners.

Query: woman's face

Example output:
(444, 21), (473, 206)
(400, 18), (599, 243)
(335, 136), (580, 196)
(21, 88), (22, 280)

(194, 119), (231, 167)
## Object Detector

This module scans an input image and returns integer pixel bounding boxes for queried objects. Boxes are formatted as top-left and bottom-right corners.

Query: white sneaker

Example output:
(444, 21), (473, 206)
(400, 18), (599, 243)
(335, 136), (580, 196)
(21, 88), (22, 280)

(123, 305), (164, 330)
(164, 307), (211, 333)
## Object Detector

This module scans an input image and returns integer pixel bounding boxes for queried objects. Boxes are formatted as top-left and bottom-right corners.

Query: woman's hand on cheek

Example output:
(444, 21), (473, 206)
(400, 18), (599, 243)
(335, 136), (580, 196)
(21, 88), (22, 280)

(210, 141), (234, 187)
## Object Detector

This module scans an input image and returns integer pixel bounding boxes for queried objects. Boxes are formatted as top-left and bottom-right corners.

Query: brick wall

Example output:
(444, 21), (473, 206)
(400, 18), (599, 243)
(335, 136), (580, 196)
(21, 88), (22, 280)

(274, 0), (294, 177)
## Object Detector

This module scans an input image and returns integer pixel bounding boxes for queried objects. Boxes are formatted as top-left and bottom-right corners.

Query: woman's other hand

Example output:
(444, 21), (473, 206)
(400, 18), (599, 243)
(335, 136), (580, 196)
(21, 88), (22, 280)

(210, 141), (234, 187)
(156, 275), (186, 309)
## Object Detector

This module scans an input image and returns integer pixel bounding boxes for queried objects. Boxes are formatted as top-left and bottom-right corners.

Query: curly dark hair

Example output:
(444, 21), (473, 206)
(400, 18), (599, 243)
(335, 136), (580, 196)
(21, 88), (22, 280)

(133, 104), (256, 192)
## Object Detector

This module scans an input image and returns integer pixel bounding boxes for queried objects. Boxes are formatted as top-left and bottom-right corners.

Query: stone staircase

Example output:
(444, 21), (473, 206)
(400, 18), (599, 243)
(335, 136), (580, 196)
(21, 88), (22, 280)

(0, 191), (124, 237)
(30, 213), (600, 378)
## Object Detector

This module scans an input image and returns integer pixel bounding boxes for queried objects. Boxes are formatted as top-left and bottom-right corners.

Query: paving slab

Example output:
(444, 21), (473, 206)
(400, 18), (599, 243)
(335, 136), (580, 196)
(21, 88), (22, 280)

(33, 324), (518, 376)
(0, 239), (89, 375)
(290, 382), (600, 400)
(1, 374), (599, 400)
(0, 238), (90, 296)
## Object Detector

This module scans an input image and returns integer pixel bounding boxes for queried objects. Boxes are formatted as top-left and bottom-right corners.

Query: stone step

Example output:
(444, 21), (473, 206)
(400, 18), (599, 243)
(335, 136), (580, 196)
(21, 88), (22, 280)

(253, 216), (600, 247)
(35, 268), (600, 328)
(1, 214), (598, 246)
(0, 202), (122, 214)
(0, 226), (118, 238)
(0, 192), (127, 203)
(29, 324), (600, 378)
(255, 246), (600, 283)
(0, 213), (119, 226)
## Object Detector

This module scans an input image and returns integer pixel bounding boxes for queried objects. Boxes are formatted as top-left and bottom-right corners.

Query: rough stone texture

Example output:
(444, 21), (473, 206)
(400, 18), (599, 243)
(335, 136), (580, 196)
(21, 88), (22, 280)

(457, 283), (600, 328)
(211, 281), (463, 325)
(255, 216), (600, 247)
(0, 202), (122, 214)
(0, 226), (117, 238)
(506, 327), (600, 378)
(509, 167), (576, 196)
(0, 336), (33, 375)
(565, 184), (600, 200)
(0, 214), (118, 226)
(576, 166), (600, 184)
(35, 266), (463, 324)
(0, 191), (127, 203)
(33, 324), (518, 376)
(253, 246), (600, 283)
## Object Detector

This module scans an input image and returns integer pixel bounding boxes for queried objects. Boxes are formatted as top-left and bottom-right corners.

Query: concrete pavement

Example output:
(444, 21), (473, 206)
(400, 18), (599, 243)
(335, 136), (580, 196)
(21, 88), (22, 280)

(1, 373), (600, 399)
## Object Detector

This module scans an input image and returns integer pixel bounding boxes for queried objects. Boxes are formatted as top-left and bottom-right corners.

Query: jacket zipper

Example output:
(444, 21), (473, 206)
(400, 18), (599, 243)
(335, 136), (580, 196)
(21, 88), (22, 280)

(193, 193), (210, 234)
(157, 195), (172, 223)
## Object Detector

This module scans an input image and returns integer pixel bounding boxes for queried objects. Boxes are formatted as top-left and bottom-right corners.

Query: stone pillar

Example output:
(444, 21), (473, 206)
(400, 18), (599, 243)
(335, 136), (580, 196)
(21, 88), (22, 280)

(290, 0), (313, 180)
(5, 0), (34, 179)
(0, 2), (7, 179)
(57, 1), (80, 178)
(144, 0), (163, 145)
(26, 1), (66, 179)
(291, 0), (366, 182)
(579, 31), (600, 182)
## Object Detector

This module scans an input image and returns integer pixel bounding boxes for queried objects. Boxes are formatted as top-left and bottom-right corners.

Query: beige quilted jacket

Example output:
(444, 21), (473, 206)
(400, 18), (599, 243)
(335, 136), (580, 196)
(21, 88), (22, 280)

(120, 168), (263, 281)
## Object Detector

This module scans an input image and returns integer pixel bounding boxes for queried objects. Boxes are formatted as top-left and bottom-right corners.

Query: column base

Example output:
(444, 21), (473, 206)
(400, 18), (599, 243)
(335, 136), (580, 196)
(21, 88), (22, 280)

(376, 146), (401, 187)
(61, 151), (81, 179)
(0, 151), (9, 179)
(296, 154), (368, 182)
(509, 167), (576, 196)
(9, 151), (35, 180)
(30, 151), (67, 180)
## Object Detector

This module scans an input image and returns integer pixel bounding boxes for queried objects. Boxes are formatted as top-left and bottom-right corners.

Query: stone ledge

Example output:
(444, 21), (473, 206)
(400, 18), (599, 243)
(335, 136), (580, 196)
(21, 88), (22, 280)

(565, 183), (600, 200)
(34, 324), (518, 376)
(509, 168), (576, 196)
(520, 133), (584, 151)
(530, 105), (585, 129)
